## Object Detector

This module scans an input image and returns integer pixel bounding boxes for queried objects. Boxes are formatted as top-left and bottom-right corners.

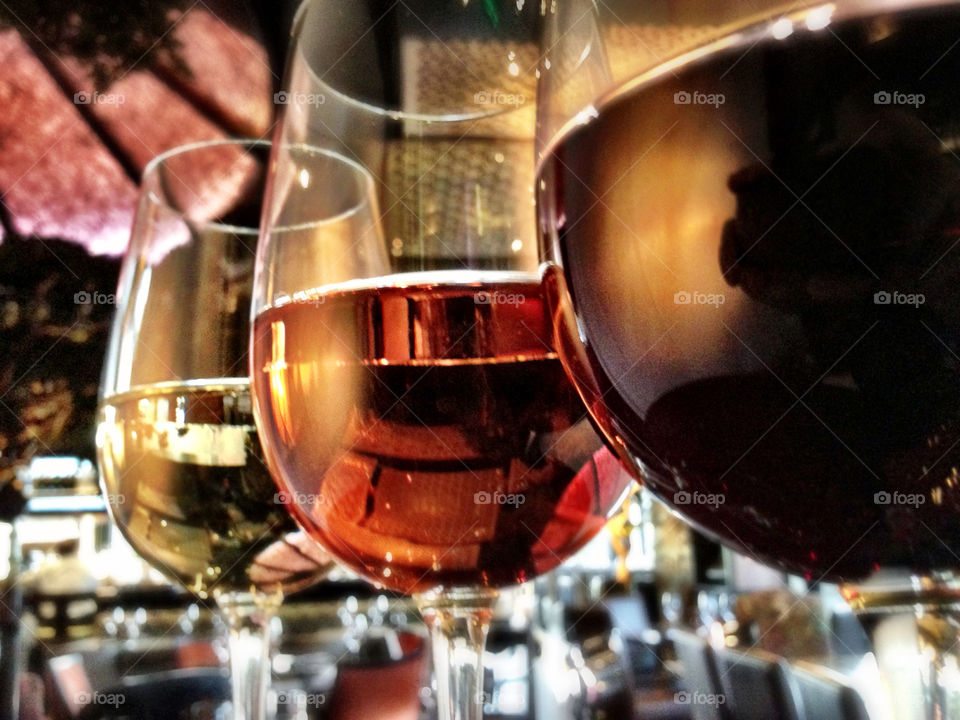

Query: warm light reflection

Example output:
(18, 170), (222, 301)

(805, 5), (835, 31)
(263, 320), (294, 445)
(771, 18), (794, 39)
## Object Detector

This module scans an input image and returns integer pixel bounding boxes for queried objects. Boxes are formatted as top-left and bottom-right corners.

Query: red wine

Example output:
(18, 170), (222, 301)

(540, 4), (960, 583)
(98, 382), (331, 600)
(252, 277), (631, 593)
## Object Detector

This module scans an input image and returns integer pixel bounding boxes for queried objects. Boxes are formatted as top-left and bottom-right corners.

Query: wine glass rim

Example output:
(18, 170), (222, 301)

(293, 2), (534, 124)
(142, 139), (377, 235)
(101, 377), (250, 403)
(536, 0), (938, 172)
(306, 71), (529, 123)
(535, 8), (790, 171)
(142, 138), (269, 236)
(265, 144), (379, 232)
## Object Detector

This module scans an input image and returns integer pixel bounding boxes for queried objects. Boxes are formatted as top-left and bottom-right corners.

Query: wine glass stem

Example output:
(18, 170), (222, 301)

(218, 593), (279, 720)
(417, 589), (498, 720)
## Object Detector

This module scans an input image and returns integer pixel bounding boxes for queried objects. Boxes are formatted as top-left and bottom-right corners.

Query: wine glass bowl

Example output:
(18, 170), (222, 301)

(252, 3), (633, 718)
(98, 381), (311, 599)
(539, 0), (960, 585)
(537, 1), (960, 717)
(253, 277), (623, 594)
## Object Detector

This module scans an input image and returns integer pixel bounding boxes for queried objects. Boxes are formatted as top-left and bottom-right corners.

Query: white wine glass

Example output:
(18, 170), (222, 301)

(97, 139), (332, 720)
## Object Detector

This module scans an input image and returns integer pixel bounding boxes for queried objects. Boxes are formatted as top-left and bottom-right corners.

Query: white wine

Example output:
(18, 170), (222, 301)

(98, 380), (329, 599)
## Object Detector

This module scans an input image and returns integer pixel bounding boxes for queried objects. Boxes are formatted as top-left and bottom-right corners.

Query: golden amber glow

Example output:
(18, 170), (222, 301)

(263, 320), (294, 445)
